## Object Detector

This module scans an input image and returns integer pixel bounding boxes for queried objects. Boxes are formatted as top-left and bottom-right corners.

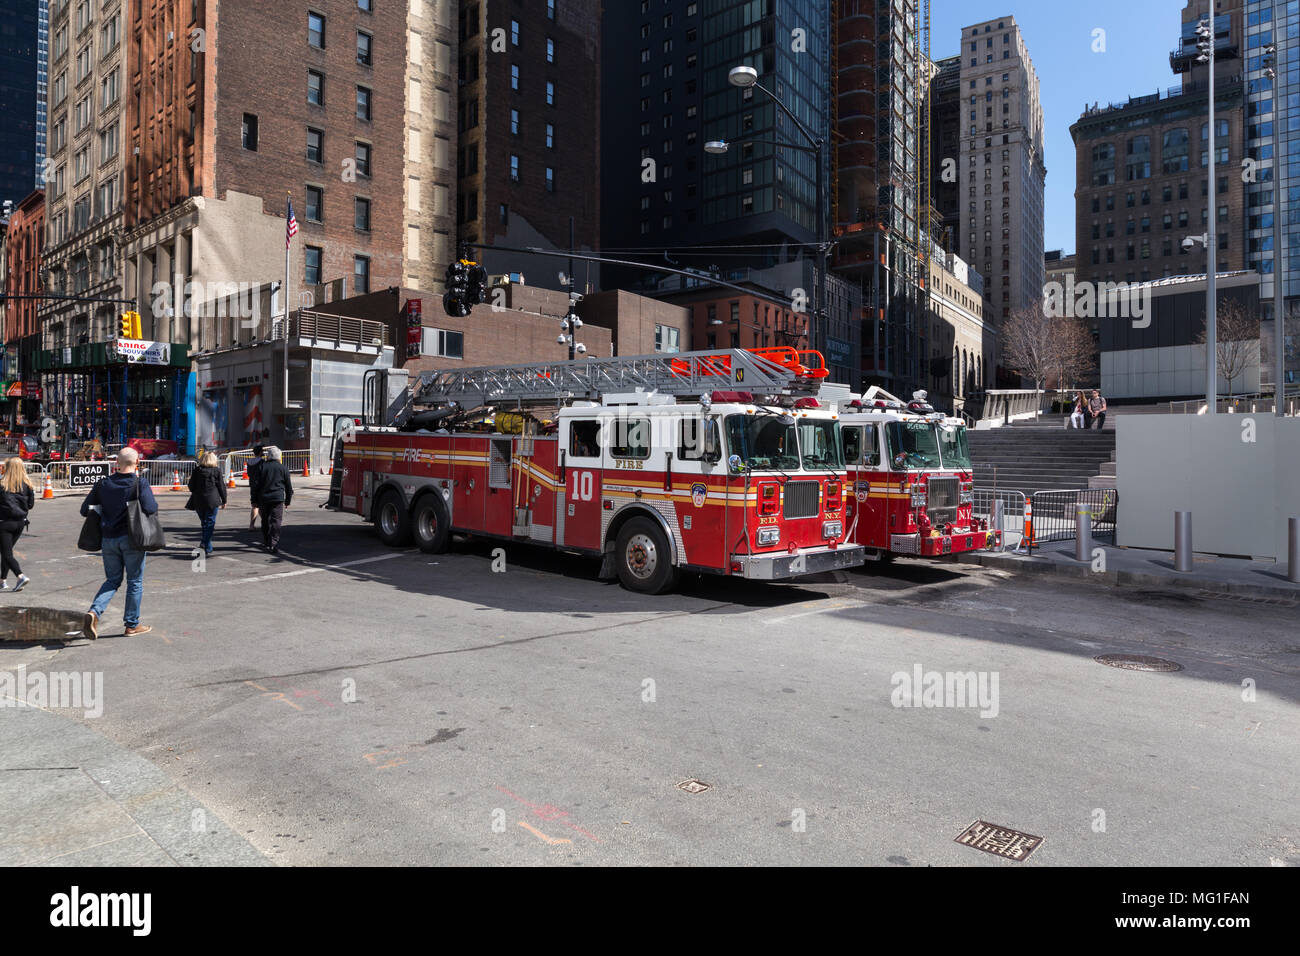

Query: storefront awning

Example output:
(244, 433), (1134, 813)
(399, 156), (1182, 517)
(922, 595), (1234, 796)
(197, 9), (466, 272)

(36, 341), (190, 372)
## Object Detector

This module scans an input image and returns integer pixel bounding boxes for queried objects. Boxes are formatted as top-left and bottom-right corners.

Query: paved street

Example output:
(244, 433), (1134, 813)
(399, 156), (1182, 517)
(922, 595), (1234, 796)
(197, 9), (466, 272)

(2, 486), (1298, 866)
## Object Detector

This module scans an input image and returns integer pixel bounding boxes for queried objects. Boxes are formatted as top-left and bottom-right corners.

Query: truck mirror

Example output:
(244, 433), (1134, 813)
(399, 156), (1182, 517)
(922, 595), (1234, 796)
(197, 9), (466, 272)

(728, 454), (745, 475)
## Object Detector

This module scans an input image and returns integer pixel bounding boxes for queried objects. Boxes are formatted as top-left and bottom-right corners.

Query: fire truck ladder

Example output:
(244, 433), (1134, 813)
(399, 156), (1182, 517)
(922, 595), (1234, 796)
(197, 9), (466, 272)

(406, 347), (829, 414)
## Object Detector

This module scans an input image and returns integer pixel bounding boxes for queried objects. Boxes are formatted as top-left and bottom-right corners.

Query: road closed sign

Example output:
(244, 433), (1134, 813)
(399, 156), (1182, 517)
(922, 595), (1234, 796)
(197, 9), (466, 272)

(68, 462), (114, 487)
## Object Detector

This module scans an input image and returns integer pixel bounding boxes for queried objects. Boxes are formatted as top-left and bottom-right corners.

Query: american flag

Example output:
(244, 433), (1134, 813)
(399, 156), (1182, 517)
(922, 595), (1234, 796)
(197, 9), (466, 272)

(286, 197), (298, 247)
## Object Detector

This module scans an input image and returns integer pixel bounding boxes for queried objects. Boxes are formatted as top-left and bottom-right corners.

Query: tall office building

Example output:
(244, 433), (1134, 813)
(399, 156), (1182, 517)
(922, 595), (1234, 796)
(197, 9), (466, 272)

(928, 54), (962, 254)
(0, 0), (40, 210)
(956, 15), (1045, 339)
(1244, 0), (1297, 391)
(37, 0), (49, 185)
(457, 0), (600, 292)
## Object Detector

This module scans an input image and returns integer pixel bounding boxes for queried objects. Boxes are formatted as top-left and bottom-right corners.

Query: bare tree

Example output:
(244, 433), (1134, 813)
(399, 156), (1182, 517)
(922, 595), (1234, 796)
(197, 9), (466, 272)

(1001, 306), (1095, 416)
(1196, 299), (1261, 398)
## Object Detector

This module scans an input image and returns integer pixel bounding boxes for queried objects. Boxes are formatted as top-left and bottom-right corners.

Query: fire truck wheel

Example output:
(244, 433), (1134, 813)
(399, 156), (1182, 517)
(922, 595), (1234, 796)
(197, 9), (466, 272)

(614, 517), (678, 594)
(374, 490), (413, 547)
(412, 494), (450, 553)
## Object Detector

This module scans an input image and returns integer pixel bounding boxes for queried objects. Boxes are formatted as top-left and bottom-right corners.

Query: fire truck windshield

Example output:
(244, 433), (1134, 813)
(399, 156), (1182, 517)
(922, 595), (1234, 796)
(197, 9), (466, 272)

(796, 420), (844, 471)
(936, 423), (972, 470)
(885, 421), (942, 469)
(724, 414), (800, 472)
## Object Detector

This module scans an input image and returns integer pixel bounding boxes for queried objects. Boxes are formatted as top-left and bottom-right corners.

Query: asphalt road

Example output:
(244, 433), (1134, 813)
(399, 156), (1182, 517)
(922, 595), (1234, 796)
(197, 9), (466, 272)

(2, 487), (1298, 866)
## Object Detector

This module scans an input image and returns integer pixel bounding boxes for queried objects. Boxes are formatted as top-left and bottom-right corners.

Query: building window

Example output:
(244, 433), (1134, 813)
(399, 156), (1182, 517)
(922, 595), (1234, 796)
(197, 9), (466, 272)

(242, 113), (259, 151)
(423, 328), (465, 360)
(354, 256), (370, 294)
(545, 167), (554, 192)
(547, 0), (556, 19)
(357, 31), (372, 66)
(511, 108), (519, 134)
(305, 185), (323, 222)
(511, 19), (520, 46)
(306, 127), (323, 163)
(305, 246), (323, 285)
(511, 64), (520, 90)
(308, 70), (324, 105)
(546, 37), (554, 63)
(545, 123), (554, 148)
(358, 0), (372, 10)
(355, 197), (371, 232)
(510, 155), (519, 181)
(547, 81), (555, 106)
(308, 11), (325, 49)
(356, 86), (372, 121)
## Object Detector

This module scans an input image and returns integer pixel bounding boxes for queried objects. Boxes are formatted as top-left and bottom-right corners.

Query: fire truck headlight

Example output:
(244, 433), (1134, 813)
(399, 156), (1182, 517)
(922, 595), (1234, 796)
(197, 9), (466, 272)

(757, 527), (780, 547)
(821, 520), (842, 540)
(960, 491), (974, 505)
(910, 492), (927, 508)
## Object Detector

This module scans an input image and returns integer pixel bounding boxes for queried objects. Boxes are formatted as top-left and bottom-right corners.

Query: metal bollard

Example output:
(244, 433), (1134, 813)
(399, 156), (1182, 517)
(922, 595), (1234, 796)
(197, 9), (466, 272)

(1289, 517), (1299, 585)
(992, 499), (1005, 552)
(1174, 511), (1193, 572)
(1075, 504), (1092, 562)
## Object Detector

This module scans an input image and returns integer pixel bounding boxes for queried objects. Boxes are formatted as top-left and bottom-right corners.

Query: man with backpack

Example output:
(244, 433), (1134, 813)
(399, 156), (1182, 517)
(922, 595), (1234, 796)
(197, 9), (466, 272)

(80, 447), (158, 639)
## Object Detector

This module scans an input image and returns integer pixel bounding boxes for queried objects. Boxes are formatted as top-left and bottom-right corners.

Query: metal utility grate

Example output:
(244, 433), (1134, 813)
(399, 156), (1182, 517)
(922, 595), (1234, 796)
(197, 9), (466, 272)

(955, 820), (1044, 862)
(676, 779), (710, 794)
(782, 481), (821, 520)
(927, 476), (959, 519)
(1095, 654), (1183, 672)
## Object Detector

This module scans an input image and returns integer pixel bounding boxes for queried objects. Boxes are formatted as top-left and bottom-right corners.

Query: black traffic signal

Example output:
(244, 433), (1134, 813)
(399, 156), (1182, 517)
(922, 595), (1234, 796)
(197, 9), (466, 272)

(442, 260), (471, 318)
(467, 264), (489, 306)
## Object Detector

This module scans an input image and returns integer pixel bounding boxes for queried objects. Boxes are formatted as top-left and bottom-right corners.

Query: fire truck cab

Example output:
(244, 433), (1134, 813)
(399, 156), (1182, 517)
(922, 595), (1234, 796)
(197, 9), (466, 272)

(837, 387), (994, 561)
(329, 348), (864, 594)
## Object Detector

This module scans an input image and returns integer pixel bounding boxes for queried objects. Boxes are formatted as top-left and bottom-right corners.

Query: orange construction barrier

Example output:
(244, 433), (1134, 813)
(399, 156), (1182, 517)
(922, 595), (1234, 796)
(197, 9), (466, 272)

(1022, 500), (1034, 551)
(42, 474), (54, 499)
(171, 469), (183, 491)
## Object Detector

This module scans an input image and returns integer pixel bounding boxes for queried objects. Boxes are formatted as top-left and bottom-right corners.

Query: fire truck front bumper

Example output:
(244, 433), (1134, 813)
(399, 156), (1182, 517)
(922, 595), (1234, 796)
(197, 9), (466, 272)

(734, 544), (866, 580)
(917, 530), (995, 557)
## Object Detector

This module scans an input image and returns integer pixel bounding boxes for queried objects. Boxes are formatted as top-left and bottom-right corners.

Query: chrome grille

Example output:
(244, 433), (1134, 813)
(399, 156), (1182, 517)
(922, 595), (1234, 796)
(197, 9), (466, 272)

(927, 477), (959, 523)
(782, 481), (821, 519)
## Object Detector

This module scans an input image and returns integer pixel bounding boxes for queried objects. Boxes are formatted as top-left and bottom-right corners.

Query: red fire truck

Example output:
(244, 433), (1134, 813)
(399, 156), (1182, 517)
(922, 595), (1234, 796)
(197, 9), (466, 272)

(328, 348), (865, 593)
(836, 387), (994, 562)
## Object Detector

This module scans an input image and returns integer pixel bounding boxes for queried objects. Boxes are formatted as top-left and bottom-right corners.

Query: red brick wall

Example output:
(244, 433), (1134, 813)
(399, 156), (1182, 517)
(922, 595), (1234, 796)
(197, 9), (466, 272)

(3, 191), (45, 343)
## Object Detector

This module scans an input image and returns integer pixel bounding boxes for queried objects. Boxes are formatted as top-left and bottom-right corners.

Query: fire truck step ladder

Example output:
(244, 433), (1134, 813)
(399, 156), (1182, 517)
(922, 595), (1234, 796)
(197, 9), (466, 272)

(409, 347), (828, 411)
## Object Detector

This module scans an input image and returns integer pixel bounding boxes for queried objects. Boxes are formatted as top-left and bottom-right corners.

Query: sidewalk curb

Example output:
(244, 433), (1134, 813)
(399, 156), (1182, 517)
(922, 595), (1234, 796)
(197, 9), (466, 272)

(957, 550), (1300, 602)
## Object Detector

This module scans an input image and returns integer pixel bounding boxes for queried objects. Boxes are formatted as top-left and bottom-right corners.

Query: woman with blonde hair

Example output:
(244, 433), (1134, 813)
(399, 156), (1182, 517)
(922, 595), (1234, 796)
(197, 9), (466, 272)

(185, 450), (227, 556)
(0, 456), (36, 592)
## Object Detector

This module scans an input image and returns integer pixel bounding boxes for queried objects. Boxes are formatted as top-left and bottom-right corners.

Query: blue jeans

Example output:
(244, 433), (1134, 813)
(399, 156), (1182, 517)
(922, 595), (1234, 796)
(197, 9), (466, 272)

(90, 535), (147, 628)
(198, 508), (217, 552)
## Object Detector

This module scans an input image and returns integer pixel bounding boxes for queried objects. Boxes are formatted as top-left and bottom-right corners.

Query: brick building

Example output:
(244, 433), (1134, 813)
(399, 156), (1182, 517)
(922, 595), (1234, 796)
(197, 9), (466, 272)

(455, 0), (601, 291)
(2, 189), (46, 429)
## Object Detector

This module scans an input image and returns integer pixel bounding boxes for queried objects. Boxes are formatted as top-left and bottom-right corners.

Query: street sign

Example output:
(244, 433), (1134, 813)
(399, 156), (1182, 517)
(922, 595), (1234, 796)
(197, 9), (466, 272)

(113, 339), (171, 365)
(68, 462), (114, 487)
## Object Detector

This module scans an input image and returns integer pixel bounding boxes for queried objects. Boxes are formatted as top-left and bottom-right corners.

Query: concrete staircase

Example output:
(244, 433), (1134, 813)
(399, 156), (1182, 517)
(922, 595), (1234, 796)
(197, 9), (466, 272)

(968, 420), (1117, 494)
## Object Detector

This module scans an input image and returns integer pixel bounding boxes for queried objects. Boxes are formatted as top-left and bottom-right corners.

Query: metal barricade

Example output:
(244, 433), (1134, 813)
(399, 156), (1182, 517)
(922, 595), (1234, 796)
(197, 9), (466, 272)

(1026, 489), (1117, 549)
(227, 448), (311, 480)
(138, 459), (198, 489)
(971, 489), (1027, 552)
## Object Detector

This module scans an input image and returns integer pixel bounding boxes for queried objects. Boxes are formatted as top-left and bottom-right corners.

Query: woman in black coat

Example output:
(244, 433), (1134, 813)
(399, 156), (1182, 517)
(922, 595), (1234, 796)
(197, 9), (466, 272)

(186, 452), (228, 556)
(0, 456), (35, 592)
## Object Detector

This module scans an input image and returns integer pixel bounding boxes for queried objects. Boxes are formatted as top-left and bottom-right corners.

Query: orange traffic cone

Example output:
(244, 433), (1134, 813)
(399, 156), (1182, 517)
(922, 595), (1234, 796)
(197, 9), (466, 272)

(171, 468), (183, 491)
(227, 471), (236, 489)
(302, 459), (310, 478)
(1022, 500), (1034, 552)
(241, 462), (249, 481)
(42, 474), (54, 499)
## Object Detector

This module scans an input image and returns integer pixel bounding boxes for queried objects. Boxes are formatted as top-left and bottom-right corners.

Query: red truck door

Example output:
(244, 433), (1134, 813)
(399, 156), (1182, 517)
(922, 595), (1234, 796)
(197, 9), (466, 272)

(558, 415), (603, 552)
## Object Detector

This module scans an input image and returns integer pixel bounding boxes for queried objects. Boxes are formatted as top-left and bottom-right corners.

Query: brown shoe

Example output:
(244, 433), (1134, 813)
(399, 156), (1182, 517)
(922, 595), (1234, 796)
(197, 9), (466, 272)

(124, 624), (152, 636)
(81, 610), (98, 641)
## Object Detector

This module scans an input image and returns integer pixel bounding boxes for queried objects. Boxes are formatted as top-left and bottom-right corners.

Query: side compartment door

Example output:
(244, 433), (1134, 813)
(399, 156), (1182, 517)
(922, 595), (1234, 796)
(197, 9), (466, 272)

(557, 416), (603, 551)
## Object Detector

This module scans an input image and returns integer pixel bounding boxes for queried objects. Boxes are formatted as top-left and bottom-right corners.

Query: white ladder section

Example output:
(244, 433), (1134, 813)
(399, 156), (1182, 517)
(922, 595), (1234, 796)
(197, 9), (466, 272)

(410, 348), (824, 409)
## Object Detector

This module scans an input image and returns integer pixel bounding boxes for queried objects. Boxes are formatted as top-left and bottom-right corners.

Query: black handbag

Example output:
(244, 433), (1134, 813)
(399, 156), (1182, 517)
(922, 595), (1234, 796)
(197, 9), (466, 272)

(77, 511), (102, 552)
(127, 476), (167, 552)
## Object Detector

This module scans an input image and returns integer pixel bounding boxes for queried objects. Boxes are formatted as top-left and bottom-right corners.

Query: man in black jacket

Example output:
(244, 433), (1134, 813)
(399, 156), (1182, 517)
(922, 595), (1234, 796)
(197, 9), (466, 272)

(247, 443), (265, 530)
(80, 448), (158, 638)
(251, 446), (293, 553)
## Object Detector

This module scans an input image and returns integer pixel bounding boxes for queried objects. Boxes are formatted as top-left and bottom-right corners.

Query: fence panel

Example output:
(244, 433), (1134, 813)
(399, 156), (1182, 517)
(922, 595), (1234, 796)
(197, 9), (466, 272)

(46, 458), (198, 491)
(972, 489), (1027, 552)
(226, 448), (312, 480)
(1027, 488), (1117, 549)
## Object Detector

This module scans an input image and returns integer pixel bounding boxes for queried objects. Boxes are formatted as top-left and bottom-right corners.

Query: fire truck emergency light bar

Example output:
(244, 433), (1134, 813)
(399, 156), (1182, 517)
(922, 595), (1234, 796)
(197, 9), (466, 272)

(411, 347), (829, 410)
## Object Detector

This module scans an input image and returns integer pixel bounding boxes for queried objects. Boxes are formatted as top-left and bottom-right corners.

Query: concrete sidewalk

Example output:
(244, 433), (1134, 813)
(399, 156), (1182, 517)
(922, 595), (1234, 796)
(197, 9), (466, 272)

(958, 536), (1300, 601)
(0, 701), (270, 866)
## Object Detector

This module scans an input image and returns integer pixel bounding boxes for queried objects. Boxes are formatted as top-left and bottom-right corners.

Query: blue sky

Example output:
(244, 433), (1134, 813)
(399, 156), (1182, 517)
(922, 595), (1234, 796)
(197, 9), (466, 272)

(931, 0), (1189, 254)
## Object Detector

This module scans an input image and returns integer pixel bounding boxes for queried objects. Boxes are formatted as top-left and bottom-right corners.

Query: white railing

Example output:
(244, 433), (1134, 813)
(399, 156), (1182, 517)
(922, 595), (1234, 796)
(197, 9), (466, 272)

(45, 459), (199, 491)
(223, 449), (313, 480)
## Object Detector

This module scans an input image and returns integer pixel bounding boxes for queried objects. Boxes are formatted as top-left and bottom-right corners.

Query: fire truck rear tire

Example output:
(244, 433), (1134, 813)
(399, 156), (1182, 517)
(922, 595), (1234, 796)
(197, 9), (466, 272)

(614, 517), (678, 595)
(412, 494), (450, 553)
(374, 489), (413, 547)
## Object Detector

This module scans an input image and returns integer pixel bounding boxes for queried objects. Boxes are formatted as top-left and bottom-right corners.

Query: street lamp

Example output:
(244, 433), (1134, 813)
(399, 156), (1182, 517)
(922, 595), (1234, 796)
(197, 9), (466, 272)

(1197, 17), (1218, 413)
(719, 64), (829, 360)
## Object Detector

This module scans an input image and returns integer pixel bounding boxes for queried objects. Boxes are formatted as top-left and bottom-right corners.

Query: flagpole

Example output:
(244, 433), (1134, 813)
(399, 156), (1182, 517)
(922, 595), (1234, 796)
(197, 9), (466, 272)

(284, 190), (291, 434)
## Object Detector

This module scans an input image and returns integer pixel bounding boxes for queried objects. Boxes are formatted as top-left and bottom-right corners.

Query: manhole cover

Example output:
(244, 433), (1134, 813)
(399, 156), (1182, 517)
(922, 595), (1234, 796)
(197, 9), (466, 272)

(676, 779), (710, 794)
(1095, 653), (1183, 672)
(955, 820), (1043, 862)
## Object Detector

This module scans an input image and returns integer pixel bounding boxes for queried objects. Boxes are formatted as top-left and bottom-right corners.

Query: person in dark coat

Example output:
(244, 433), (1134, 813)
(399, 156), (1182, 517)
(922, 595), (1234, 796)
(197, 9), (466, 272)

(247, 443), (265, 530)
(186, 451), (227, 555)
(80, 447), (158, 639)
(251, 446), (293, 553)
(0, 456), (36, 593)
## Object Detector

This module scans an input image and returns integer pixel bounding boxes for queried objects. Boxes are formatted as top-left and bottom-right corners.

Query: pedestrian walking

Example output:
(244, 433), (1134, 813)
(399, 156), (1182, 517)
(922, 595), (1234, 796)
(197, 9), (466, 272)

(186, 451), (227, 556)
(80, 447), (158, 639)
(251, 446), (293, 553)
(0, 457), (35, 593)
(247, 443), (266, 531)
(1070, 392), (1086, 430)
(1089, 389), (1108, 430)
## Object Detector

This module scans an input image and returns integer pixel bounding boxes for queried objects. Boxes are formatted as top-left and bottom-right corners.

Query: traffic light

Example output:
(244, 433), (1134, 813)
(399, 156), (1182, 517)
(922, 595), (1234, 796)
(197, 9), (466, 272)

(442, 260), (471, 318)
(130, 311), (142, 338)
(119, 313), (133, 338)
(467, 264), (489, 306)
